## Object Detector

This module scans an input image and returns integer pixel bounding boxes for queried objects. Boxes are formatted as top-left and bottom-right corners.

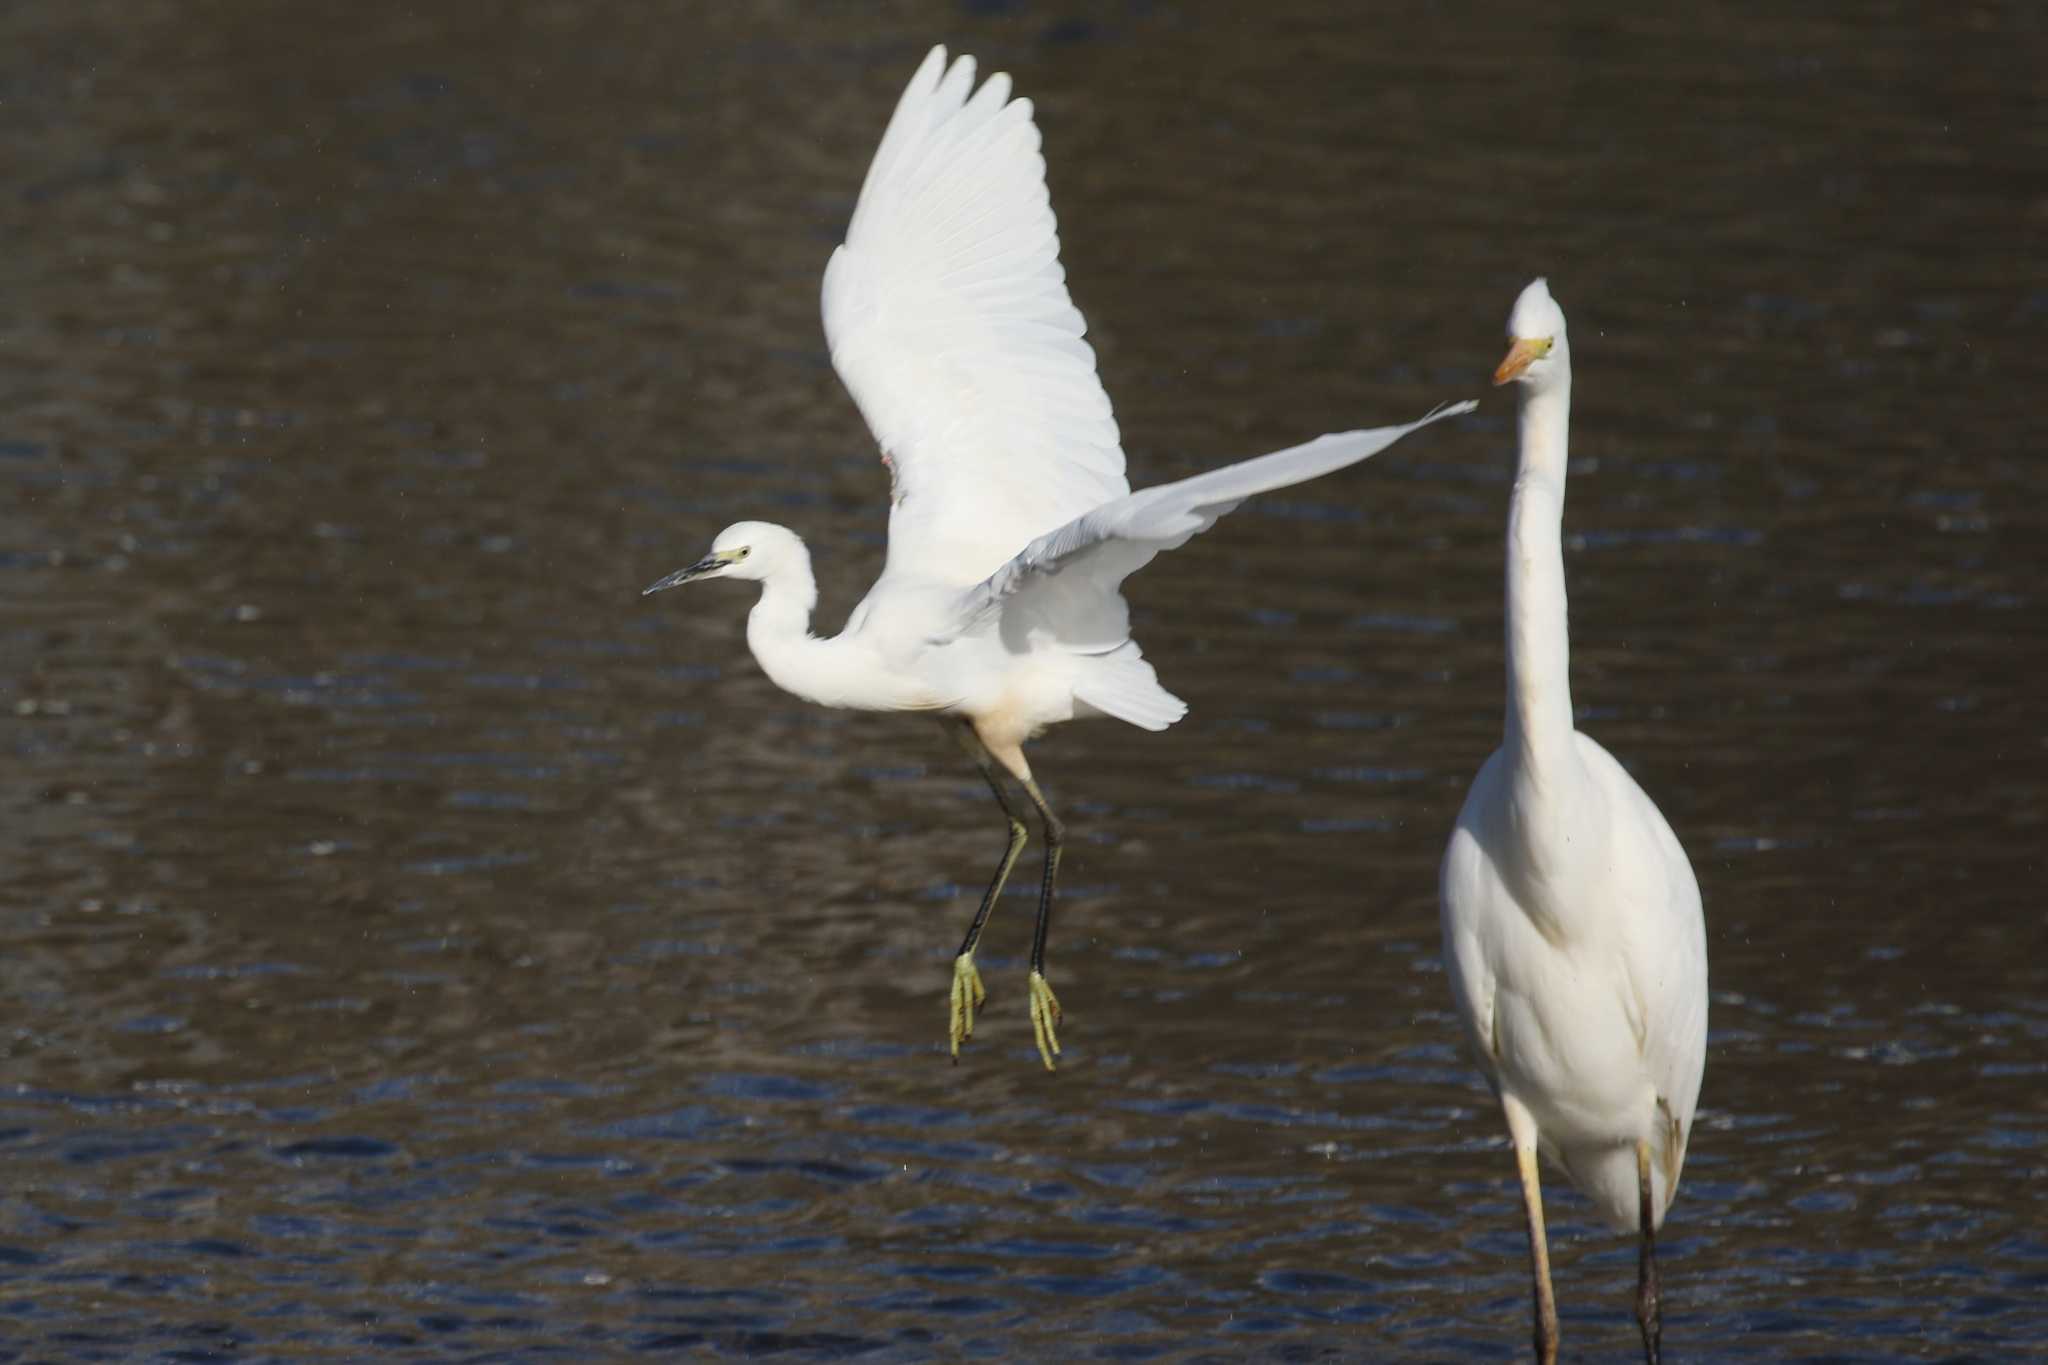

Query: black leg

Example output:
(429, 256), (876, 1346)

(1020, 776), (1065, 1070)
(1022, 779), (1064, 975)
(956, 753), (1030, 963)
(946, 724), (1030, 1059)
(1635, 1139), (1663, 1365)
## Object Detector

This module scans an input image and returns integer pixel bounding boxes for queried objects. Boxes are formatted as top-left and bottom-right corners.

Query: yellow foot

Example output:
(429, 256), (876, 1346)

(1027, 969), (1062, 1071)
(949, 952), (987, 1061)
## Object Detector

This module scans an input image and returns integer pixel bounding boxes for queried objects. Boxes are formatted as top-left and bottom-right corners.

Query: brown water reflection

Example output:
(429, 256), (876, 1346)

(3, 0), (2043, 1358)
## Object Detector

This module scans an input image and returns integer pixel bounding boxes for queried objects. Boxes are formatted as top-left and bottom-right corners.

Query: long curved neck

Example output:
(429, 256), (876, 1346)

(1504, 376), (1575, 778)
(744, 553), (842, 708)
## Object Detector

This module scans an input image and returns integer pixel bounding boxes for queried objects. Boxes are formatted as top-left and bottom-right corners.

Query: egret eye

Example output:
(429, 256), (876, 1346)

(735, 546), (751, 560)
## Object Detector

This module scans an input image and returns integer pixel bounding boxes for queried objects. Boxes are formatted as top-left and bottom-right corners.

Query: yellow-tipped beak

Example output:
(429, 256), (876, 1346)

(1494, 336), (1552, 386)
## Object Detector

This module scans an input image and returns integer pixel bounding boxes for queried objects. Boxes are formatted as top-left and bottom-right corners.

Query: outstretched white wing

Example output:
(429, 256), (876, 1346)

(823, 46), (1127, 591)
(947, 403), (1477, 652)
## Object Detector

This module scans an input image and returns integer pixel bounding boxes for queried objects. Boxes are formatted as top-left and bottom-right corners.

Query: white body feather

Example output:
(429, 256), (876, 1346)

(1441, 731), (1708, 1229)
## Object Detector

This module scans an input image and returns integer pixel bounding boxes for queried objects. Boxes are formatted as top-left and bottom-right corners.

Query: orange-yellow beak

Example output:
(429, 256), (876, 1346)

(1493, 336), (1552, 386)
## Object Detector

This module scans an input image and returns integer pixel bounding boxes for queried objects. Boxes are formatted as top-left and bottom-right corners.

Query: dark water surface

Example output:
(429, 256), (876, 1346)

(4, 1), (2044, 1359)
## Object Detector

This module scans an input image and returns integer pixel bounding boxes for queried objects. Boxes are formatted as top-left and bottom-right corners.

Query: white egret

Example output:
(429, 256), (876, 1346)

(645, 46), (1472, 1070)
(1438, 279), (1708, 1363)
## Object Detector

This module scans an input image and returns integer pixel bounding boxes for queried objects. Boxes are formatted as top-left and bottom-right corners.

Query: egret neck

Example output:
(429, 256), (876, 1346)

(741, 546), (838, 708)
(1503, 374), (1581, 810)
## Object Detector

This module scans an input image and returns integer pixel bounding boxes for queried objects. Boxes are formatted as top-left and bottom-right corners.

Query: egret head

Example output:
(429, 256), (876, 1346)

(1494, 277), (1569, 389)
(643, 521), (802, 595)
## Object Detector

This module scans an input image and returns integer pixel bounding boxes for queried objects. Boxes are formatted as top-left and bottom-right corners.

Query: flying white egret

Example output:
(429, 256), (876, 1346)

(1438, 279), (1708, 1364)
(645, 46), (1472, 1070)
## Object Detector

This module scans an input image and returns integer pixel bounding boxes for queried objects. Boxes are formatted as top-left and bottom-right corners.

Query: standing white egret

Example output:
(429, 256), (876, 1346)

(645, 46), (1472, 1070)
(1438, 279), (1708, 1363)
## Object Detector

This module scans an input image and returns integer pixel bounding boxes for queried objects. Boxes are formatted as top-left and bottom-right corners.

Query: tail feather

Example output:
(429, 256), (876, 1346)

(1073, 644), (1187, 731)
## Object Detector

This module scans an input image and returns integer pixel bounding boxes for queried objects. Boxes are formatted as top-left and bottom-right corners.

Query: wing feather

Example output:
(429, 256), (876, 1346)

(946, 403), (1477, 652)
(824, 47), (1127, 591)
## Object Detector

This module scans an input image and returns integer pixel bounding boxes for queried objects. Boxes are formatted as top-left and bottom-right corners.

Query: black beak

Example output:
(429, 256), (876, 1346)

(642, 556), (724, 596)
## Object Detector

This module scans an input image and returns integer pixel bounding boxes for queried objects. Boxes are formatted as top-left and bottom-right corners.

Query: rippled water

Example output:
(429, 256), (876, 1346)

(4, 1), (2043, 1359)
